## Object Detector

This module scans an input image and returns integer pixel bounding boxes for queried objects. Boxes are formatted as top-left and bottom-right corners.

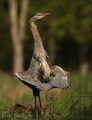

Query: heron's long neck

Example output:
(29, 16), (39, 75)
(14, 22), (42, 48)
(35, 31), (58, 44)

(30, 19), (46, 56)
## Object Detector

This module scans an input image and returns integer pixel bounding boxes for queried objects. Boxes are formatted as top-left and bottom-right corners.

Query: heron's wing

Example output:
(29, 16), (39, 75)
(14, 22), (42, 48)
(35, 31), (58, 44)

(30, 54), (41, 78)
(15, 71), (52, 91)
(22, 80), (52, 91)
(49, 66), (71, 90)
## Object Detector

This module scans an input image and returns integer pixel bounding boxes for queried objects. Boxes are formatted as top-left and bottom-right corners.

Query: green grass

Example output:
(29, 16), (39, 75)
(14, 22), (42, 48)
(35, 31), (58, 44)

(0, 71), (92, 120)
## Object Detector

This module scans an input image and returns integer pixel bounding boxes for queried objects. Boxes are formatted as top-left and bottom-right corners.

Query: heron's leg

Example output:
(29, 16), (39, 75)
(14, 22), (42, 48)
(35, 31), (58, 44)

(39, 94), (42, 108)
(35, 96), (36, 108)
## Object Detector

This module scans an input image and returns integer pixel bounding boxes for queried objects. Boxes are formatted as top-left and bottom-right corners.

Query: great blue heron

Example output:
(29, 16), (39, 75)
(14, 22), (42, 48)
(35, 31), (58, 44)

(15, 13), (71, 108)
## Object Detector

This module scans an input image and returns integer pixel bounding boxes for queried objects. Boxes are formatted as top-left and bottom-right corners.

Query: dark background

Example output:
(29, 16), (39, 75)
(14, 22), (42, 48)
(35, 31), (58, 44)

(0, 0), (92, 73)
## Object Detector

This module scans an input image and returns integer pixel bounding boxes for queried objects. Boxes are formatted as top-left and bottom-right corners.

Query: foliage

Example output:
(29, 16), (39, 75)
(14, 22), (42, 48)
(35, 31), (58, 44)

(0, 0), (92, 71)
(0, 0), (13, 71)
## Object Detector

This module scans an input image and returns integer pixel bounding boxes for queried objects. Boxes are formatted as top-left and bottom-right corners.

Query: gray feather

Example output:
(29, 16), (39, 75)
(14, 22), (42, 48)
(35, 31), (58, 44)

(15, 71), (52, 91)
(49, 66), (71, 90)
(30, 56), (40, 78)
(21, 79), (52, 91)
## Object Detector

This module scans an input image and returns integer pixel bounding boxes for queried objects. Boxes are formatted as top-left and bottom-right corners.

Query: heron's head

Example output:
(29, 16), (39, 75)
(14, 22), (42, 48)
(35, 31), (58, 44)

(33, 13), (51, 20)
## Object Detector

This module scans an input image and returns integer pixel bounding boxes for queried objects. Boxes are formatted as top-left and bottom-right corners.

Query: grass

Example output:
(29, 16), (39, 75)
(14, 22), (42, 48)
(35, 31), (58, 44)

(0, 71), (92, 119)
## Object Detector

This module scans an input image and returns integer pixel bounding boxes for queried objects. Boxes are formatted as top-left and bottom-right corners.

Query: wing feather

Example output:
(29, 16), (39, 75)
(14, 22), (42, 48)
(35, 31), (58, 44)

(21, 78), (52, 91)
(49, 66), (71, 90)
(30, 55), (40, 78)
(15, 71), (52, 91)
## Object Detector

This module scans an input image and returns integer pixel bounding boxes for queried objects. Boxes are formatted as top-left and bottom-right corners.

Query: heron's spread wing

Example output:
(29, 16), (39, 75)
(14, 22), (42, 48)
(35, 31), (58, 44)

(30, 54), (41, 78)
(49, 66), (71, 90)
(22, 80), (52, 91)
(15, 71), (52, 91)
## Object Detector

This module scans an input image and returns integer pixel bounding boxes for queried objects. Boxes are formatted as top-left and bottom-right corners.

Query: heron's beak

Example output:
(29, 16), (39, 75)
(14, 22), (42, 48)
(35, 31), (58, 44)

(43, 13), (51, 16)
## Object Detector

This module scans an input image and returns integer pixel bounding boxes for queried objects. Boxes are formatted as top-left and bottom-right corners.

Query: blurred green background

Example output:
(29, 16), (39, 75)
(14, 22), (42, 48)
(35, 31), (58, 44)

(0, 0), (92, 119)
(0, 0), (92, 73)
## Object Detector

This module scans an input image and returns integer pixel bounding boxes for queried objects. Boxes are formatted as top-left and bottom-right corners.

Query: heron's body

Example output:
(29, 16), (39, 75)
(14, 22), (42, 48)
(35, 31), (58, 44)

(15, 13), (71, 108)
(30, 15), (51, 81)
